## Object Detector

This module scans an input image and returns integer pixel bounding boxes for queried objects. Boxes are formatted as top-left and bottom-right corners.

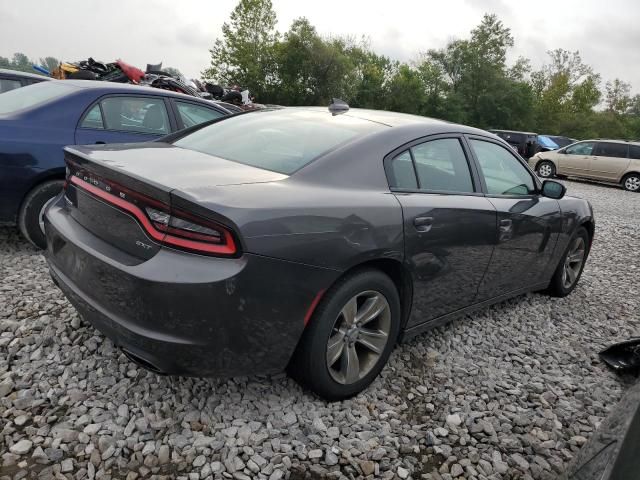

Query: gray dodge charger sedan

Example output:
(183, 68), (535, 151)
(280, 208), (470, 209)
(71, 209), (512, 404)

(44, 105), (595, 400)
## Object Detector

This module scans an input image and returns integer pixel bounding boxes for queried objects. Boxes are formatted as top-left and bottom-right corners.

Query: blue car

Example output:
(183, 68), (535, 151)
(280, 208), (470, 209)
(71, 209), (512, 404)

(0, 68), (51, 93)
(0, 80), (233, 248)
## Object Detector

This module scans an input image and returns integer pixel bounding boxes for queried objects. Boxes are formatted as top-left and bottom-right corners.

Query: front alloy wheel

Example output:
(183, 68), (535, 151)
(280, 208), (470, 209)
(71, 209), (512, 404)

(562, 236), (586, 289)
(545, 226), (589, 297)
(537, 161), (555, 178)
(326, 291), (391, 384)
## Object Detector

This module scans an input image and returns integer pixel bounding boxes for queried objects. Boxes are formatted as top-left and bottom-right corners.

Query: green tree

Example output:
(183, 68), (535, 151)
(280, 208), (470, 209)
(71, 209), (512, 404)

(202, 0), (278, 100)
(605, 78), (632, 115)
(38, 57), (60, 74)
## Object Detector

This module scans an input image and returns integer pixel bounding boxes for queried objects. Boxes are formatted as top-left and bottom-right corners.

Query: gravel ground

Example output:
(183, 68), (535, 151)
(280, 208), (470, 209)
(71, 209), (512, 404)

(1, 180), (639, 480)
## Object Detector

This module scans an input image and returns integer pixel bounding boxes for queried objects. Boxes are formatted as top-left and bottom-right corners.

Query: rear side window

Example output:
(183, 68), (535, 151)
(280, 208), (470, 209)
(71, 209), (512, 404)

(0, 78), (21, 93)
(412, 139), (474, 193)
(80, 104), (104, 129)
(176, 101), (223, 128)
(174, 109), (385, 175)
(471, 139), (535, 196)
(388, 151), (417, 189)
(100, 97), (169, 134)
(629, 145), (640, 160)
(0, 81), (73, 114)
(593, 142), (628, 158)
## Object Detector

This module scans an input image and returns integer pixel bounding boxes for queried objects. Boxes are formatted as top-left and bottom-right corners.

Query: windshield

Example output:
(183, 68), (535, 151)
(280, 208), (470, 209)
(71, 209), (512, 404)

(173, 108), (386, 174)
(0, 81), (74, 115)
(538, 135), (560, 149)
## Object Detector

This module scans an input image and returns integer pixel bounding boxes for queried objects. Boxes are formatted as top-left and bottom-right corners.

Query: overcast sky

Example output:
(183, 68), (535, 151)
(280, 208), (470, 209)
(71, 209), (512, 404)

(1, 0), (638, 91)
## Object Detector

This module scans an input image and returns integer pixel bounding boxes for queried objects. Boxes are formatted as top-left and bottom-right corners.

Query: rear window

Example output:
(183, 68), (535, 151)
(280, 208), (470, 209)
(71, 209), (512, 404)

(173, 109), (385, 174)
(0, 81), (73, 115)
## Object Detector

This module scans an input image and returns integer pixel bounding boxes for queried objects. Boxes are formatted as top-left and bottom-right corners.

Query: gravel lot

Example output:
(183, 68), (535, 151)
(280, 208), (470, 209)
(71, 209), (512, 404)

(1, 180), (639, 480)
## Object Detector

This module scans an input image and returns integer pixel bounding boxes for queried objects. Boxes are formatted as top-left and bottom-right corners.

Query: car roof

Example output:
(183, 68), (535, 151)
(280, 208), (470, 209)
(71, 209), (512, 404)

(581, 139), (640, 146)
(23, 79), (231, 111)
(289, 106), (489, 133)
(58, 80), (220, 103)
(490, 129), (538, 135)
(0, 68), (52, 80)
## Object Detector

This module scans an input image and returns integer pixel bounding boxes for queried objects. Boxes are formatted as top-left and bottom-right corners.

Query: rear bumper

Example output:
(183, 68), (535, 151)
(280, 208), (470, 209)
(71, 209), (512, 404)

(45, 201), (338, 377)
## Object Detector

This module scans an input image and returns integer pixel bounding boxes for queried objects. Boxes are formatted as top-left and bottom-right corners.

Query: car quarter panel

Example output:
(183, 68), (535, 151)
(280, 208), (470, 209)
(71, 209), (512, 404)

(171, 182), (405, 271)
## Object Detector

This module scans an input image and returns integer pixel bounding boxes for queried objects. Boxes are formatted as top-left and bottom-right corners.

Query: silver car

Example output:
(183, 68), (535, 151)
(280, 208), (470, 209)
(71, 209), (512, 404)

(529, 140), (640, 192)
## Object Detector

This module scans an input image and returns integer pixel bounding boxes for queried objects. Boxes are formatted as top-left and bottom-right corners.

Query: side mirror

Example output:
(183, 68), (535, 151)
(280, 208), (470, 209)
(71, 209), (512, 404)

(541, 180), (566, 199)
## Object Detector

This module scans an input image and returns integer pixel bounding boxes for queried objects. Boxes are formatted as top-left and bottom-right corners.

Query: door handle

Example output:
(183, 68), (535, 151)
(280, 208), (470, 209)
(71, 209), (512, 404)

(95, 141), (106, 144)
(413, 216), (433, 232)
(499, 219), (512, 228)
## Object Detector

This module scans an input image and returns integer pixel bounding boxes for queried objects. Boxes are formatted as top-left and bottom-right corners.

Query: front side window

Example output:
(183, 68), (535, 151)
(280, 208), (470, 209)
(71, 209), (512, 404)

(176, 101), (223, 128)
(100, 97), (169, 134)
(593, 142), (628, 158)
(411, 138), (474, 193)
(629, 145), (640, 160)
(565, 142), (595, 156)
(471, 139), (536, 196)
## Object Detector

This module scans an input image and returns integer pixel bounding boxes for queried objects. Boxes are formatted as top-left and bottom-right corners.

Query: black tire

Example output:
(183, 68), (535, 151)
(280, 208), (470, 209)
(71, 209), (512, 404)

(622, 173), (640, 192)
(544, 227), (590, 297)
(288, 269), (401, 401)
(18, 180), (64, 249)
(536, 160), (556, 178)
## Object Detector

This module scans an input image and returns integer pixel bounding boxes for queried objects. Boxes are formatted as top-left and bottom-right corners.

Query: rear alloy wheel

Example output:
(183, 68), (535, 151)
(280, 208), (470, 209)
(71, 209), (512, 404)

(545, 227), (589, 297)
(18, 180), (64, 249)
(536, 161), (556, 178)
(326, 291), (392, 385)
(288, 269), (400, 401)
(623, 173), (640, 192)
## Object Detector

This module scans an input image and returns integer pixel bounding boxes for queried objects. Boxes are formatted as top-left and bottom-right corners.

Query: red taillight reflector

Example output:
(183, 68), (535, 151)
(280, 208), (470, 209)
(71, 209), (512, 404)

(69, 175), (237, 256)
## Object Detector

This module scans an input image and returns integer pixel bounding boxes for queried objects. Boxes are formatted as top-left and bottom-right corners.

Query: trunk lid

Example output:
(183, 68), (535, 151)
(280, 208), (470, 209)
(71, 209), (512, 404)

(63, 143), (269, 260)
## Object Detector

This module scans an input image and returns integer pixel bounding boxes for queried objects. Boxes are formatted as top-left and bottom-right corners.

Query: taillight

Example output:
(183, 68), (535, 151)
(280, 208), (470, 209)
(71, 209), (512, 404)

(69, 175), (238, 256)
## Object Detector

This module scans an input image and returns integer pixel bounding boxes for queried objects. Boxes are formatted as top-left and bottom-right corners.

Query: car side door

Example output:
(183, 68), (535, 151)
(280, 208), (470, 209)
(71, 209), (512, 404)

(589, 142), (630, 181)
(170, 99), (227, 130)
(468, 136), (563, 299)
(385, 135), (497, 326)
(557, 141), (596, 176)
(75, 95), (176, 145)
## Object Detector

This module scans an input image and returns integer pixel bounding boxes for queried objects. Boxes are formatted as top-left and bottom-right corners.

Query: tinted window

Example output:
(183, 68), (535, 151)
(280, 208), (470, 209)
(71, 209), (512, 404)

(0, 79), (21, 93)
(565, 142), (595, 155)
(593, 142), (628, 158)
(538, 135), (559, 149)
(174, 109), (386, 174)
(471, 139), (536, 196)
(176, 102), (223, 128)
(411, 138), (474, 193)
(388, 151), (417, 189)
(80, 104), (104, 129)
(629, 145), (640, 160)
(101, 97), (169, 134)
(0, 82), (73, 114)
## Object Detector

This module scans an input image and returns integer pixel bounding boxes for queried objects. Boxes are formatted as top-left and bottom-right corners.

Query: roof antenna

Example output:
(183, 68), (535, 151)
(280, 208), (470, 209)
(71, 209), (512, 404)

(328, 98), (349, 115)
